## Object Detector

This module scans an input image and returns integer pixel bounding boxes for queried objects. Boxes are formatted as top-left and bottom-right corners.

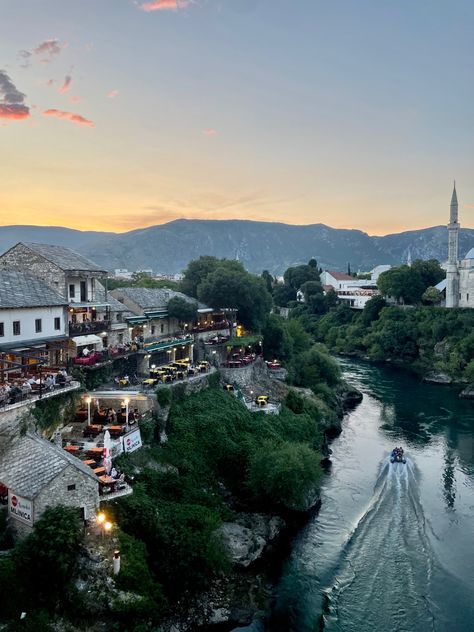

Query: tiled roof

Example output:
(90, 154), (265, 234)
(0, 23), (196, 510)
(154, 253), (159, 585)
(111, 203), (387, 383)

(94, 282), (127, 312)
(21, 242), (107, 273)
(112, 287), (208, 312)
(327, 271), (354, 281)
(0, 270), (67, 309)
(0, 434), (97, 499)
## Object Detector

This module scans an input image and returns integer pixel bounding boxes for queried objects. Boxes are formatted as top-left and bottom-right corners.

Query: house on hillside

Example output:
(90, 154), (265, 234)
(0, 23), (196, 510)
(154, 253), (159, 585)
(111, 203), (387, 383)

(0, 270), (69, 365)
(110, 287), (230, 370)
(0, 242), (129, 361)
(0, 433), (99, 536)
(320, 270), (379, 310)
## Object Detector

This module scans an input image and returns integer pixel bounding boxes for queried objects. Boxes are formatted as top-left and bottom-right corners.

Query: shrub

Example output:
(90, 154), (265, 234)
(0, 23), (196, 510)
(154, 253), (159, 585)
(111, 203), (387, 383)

(156, 387), (171, 407)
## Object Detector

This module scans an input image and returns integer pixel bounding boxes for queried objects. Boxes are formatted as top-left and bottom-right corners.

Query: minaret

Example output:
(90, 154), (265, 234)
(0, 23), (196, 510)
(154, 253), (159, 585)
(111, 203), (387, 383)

(446, 182), (460, 308)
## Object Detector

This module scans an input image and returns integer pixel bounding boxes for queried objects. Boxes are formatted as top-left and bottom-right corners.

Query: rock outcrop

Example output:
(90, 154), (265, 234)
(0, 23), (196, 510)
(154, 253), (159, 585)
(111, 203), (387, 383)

(423, 371), (452, 385)
(218, 513), (285, 568)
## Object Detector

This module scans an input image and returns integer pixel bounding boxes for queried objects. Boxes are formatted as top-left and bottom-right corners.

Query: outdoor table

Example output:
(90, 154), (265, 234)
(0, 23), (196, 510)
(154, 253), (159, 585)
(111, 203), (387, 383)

(83, 459), (96, 467)
(108, 425), (124, 438)
(64, 445), (80, 453)
(87, 447), (104, 458)
(143, 378), (157, 386)
(94, 466), (106, 476)
(84, 425), (102, 437)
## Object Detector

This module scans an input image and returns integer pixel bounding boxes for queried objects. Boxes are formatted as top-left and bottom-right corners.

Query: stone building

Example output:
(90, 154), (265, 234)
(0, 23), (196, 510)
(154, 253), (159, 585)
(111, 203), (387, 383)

(0, 433), (99, 536)
(0, 242), (120, 357)
(0, 270), (69, 366)
(445, 184), (474, 308)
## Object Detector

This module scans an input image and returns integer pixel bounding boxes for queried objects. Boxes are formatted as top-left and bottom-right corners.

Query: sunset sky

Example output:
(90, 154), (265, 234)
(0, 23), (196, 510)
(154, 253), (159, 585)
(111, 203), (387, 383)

(1, 0), (474, 234)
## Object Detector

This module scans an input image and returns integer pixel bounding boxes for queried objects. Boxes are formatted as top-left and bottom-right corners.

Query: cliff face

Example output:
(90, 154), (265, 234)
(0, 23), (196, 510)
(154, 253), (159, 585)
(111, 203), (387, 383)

(1, 220), (473, 275)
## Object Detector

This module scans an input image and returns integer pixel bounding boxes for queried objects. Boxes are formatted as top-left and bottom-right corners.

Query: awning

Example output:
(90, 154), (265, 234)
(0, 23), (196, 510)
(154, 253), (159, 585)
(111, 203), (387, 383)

(144, 310), (168, 319)
(126, 316), (148, 325)
(72, 334), (102, 347)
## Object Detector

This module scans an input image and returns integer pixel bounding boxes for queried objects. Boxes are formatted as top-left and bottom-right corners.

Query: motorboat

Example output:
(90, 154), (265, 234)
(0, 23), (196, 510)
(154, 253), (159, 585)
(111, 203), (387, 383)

(390, 447), (406, 464)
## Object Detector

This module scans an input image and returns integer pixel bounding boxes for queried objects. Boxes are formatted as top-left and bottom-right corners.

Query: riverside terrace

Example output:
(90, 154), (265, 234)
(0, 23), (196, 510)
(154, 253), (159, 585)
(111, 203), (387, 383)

(0, 355), (80, 412)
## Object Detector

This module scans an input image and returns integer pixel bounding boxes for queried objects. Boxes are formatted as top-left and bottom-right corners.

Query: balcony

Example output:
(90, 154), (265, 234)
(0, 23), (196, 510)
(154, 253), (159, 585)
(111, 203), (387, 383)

(69, 320), (111, 336)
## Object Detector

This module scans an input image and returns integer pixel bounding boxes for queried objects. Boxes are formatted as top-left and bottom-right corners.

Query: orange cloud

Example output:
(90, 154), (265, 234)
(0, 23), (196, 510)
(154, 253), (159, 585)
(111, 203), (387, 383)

(43, 108), (94, 127)
(107, 89), (119, 99)
(70, 95), (81, 104)
(58, 75), (72, 94)
(202, 128), (217, 136)
(33, 39), (63, 63)
(0, 104), (30, 120)
(140, 0), (190, 12)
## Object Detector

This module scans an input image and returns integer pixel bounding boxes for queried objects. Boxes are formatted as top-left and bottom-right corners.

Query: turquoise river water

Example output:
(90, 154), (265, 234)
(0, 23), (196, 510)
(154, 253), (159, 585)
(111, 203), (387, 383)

(268, 359), (474, 632)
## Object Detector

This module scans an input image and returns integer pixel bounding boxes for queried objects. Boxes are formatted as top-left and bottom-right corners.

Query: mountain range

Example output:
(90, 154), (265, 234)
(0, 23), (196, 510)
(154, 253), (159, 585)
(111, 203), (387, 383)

(0, 220), (473, 276)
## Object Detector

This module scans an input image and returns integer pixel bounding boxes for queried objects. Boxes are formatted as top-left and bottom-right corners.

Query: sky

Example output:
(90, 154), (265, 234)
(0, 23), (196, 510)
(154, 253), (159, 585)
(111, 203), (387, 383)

(1, 0), (474, 235)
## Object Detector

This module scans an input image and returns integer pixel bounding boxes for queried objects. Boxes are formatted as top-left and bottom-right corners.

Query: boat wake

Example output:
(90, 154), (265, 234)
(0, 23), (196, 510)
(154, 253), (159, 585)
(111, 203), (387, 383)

(319, 457), (438, 632)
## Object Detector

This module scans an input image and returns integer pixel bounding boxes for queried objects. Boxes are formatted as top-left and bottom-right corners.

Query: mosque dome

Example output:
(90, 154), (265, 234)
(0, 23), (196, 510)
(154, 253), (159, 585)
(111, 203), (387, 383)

(465, 247), (474, 260)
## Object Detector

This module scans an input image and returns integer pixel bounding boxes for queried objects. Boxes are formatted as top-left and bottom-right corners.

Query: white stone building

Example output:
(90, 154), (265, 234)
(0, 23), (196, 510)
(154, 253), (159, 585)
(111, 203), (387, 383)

(320, 270), (378, 310)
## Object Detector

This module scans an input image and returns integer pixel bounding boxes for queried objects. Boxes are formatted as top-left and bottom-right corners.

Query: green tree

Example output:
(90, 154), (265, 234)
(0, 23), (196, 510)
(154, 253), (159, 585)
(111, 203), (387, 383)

(421, 286), (442, 305)
(284, 264), (320, 290)
(261, 270), (274, 293)
(308, 258), (318, 269)
(247, 440), (322, 511)
(360, 295), (387, 326)
(377, 265), (425, 304)
(411, 259), (445, 288)
(181, 257), (245, 298)
(167, 296), (198, 323)
(273, 283), (297, 307)
(197, 268), (272, 330)
(262, 314), (293, 361)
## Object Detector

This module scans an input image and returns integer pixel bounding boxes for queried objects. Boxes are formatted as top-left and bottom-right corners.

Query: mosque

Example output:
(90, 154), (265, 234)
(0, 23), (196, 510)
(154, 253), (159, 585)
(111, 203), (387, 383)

(445, 184), (474, 308)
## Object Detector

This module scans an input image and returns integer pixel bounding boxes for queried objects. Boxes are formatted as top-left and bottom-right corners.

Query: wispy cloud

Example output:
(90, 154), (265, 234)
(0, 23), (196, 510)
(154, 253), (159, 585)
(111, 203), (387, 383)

(107, 89), (119, 99)
(202, 128), (218, 136)
(70, 95), (81, 104)
(58, 75), (72, 94)
(0, 70), (30, 120)
(140, 0), (191, 12)
(18, 50), (32, 68)
(34, 39), (63, 63)
(43, 108), (94, 127)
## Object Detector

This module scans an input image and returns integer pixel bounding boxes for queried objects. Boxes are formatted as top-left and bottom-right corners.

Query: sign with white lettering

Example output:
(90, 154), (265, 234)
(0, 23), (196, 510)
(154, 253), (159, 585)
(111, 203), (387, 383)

(123, 428), (142, 454)
(8, 492), (33, 525)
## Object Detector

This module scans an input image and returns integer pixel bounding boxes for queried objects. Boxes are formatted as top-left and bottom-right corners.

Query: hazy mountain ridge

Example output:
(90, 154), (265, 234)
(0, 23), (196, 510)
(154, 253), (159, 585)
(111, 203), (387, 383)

(1, 220), (473, 275)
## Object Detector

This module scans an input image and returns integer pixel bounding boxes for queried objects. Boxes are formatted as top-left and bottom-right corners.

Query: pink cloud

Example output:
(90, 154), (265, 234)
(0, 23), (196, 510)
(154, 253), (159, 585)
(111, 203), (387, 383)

(34, 39), (63, 63)
(58, 75), (72, 94)
(70, 95), (81, 104)
(107, 89), (119, 99)
(0, 104), (30, 120)
(140, 0), (191, 12)
(202, 128), (218, 136)
(43, 108), (94, 127)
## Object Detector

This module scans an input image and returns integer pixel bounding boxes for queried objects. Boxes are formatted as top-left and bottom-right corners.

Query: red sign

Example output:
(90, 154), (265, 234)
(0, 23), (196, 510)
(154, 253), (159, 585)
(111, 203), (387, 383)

(11, 495), (17, 507)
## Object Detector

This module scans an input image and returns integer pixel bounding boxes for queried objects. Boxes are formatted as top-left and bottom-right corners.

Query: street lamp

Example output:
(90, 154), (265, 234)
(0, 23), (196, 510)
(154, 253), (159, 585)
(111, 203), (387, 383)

(85, 396), (92, 425)
(124, 397), (129, 428)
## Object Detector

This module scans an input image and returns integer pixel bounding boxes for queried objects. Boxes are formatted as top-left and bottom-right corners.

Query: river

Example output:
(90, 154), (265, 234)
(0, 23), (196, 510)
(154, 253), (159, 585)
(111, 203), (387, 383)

(268, 359), (474, 632)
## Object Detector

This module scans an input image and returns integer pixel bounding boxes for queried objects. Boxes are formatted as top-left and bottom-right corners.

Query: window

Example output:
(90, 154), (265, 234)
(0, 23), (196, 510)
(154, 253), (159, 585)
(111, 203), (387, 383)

(116, 313), (122, 322)
(67, 484), (76, 491)
(54, 317), (61, 330)
(13, 321), (20, 336)
(118, 333), (123, 344)
(151, 325), (156, 335)
(35, 318), (42, 333)
(69, 284), (75, 298)
(160, 323), (164, 333)
(0, 323), (3, 337)
(467, 293), (470, 302)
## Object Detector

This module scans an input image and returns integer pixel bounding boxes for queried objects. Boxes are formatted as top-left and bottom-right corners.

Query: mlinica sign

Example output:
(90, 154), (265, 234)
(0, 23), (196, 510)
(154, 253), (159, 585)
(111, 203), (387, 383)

(123, 428), (142, 454)
(8, 491), (33, 525)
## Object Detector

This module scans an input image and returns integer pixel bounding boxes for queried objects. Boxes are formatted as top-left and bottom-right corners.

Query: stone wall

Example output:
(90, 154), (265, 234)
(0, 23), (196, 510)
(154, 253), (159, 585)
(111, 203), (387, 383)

(35, 465), (99, 522)
(0, 243), (67, 298)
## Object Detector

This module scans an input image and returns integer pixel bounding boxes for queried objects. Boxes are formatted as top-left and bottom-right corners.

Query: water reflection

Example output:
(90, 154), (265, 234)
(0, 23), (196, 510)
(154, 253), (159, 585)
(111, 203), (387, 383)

(270, 359), (474, 632)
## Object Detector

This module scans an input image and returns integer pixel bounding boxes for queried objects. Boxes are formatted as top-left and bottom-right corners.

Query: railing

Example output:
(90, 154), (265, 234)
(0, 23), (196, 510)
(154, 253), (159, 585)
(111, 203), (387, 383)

(191, 322), (229, 334)
(0, 380), (81, 413)
(69, 320), (111, 335)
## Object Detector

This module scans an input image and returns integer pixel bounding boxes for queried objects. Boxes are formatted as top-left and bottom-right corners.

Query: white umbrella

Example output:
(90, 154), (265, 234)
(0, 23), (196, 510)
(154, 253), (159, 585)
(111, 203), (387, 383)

(103, 430), (113, 475)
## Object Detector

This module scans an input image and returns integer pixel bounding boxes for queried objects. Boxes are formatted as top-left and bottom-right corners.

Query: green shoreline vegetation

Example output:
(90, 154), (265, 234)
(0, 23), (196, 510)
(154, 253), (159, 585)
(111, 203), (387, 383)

(0, 256), (347, 631)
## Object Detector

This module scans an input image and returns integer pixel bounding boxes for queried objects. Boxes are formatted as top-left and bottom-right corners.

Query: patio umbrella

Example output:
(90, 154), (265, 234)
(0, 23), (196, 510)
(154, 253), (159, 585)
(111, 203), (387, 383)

(103, 429), (113, 475)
